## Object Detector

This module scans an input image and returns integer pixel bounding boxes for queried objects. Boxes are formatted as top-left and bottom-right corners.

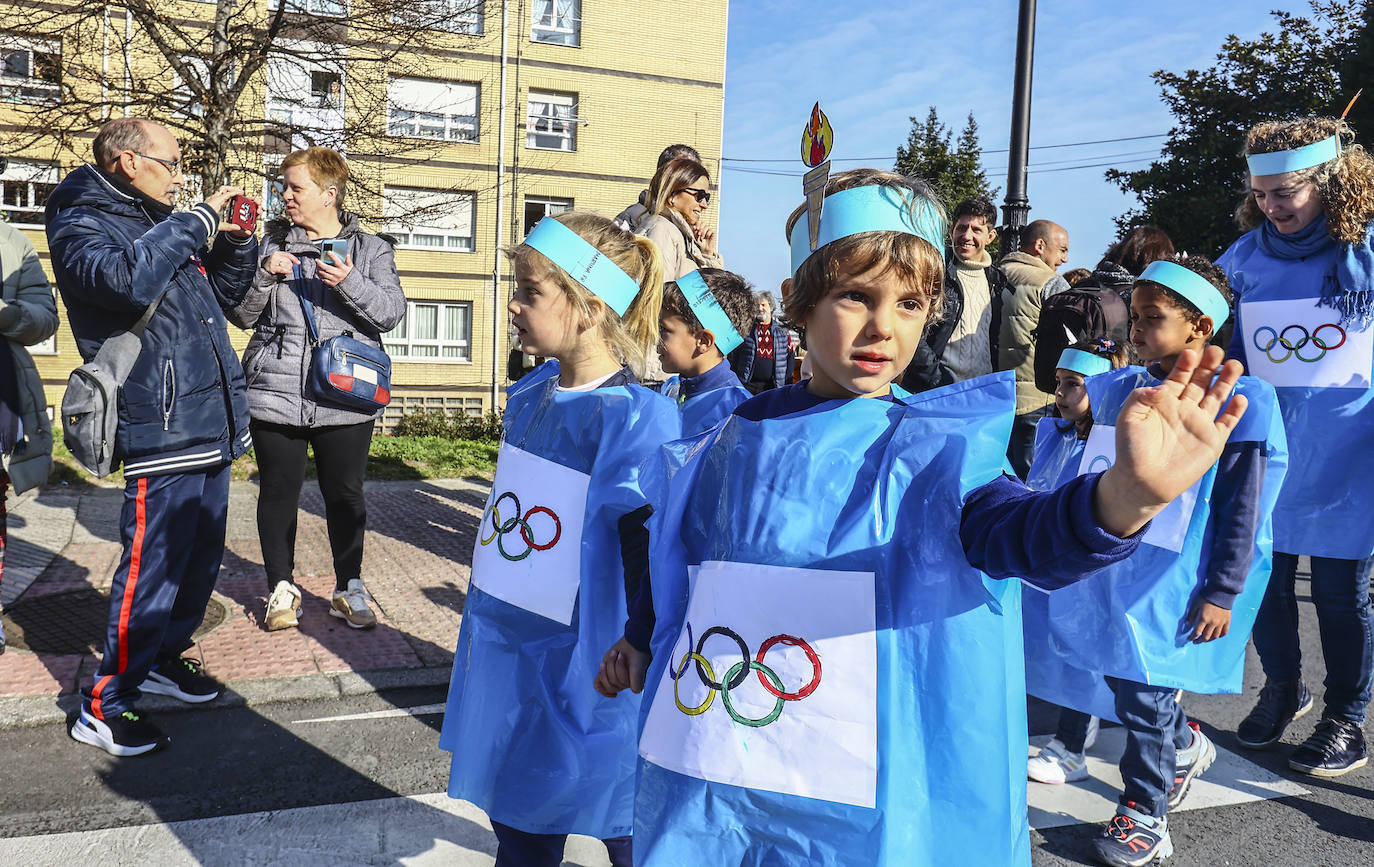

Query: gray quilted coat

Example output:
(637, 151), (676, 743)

(227, 213), (406, 428)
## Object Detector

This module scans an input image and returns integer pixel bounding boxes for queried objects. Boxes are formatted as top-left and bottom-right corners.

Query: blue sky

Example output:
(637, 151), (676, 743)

(717, 0), (1325, 296)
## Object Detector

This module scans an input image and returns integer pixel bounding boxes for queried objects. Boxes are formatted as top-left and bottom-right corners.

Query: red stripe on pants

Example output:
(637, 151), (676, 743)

(95, 477), (148, 719)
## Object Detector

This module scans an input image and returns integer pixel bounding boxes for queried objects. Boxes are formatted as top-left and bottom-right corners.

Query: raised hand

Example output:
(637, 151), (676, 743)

(1095, 346), (1247, 538)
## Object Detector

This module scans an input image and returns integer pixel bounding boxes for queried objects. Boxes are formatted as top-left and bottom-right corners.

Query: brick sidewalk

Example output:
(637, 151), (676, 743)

(0, 478), (487, 714)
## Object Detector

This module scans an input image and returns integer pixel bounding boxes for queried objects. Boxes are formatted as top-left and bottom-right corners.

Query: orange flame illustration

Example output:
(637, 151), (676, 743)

(800, 102), (833, 168)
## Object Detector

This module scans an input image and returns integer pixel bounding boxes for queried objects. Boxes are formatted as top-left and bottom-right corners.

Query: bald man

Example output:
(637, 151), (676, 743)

(46, 117), (260, 756)
(999, 219), (1072, 477)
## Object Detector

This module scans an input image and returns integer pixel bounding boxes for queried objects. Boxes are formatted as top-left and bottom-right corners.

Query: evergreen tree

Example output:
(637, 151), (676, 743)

(895, 107), (999, 214)
(1110, 1), (1364, 257)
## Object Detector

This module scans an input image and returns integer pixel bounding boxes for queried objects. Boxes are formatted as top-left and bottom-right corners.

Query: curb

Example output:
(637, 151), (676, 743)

(0, 665), (453, 729)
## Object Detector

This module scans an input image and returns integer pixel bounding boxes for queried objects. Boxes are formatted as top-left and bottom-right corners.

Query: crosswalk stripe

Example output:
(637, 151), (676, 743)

(292, 703), (447, 724)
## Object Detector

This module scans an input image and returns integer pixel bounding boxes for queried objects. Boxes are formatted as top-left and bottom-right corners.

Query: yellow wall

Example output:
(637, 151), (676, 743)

(1, 0), (728, 418)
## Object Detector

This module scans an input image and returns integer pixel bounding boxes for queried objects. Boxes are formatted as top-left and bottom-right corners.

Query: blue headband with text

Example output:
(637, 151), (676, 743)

(524, 217), (640, 317)
(1138, 260), (1231, 327)
(675, 270), (744, 355)
(1057, 347), (1112, 378)
(787, 185), (945, 276)
(1246, 134), (1341, 177)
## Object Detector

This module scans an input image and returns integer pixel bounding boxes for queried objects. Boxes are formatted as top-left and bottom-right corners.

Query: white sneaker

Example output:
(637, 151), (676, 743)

(265, 580), (302, 632)
(1028, 738), (1089, 784)
(330, 578), (377, 629)
(1084, 715), (1101, 751)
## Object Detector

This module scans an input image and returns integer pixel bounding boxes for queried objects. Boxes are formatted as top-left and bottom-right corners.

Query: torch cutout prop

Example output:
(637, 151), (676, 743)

(800, 103), (834, 252)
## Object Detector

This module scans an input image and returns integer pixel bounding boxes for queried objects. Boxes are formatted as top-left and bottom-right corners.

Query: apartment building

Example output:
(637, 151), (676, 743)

(0, 0), (729, 422)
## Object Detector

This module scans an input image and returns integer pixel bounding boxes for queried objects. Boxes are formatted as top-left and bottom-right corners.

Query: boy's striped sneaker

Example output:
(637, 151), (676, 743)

(70, 707), (169, 757)
(1167, 721), (1216, 809)
(1093, 801), (1172, 866)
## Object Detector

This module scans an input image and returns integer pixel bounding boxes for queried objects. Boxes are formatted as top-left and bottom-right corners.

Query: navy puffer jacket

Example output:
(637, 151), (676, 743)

(45, 165), (256, 477)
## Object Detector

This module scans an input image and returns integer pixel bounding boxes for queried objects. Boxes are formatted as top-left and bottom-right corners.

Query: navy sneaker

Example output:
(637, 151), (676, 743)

(1236, 680), (1312, 749)
(141, 655), (221, 704)
(1093, 801), (1172, 866)
(1167, 721), (1216, 809)
(1289, 717), (1368, 777)
(70, 707), (169, 757)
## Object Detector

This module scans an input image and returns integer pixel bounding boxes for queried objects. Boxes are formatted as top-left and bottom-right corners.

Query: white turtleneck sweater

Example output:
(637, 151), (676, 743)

(943, 250), (994, 382)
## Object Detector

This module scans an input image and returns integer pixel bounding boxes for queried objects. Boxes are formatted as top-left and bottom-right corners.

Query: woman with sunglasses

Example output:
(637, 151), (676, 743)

(634, 157), (724, 279)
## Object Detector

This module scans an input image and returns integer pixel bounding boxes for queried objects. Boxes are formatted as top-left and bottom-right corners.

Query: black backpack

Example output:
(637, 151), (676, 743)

(1033, 286), (1130, 393)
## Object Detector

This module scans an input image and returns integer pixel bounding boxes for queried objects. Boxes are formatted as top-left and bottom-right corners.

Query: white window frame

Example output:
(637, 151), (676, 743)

(531, 0), (580, 47)
(383, 186), (477, 253)
(266, 41), (346, 151)
(0, 161), (59, 227)
(0, 34), (61, 104)
(385, 301), (473, 362)
(387, 77), (479, 143)
(522, 195), (572, 236)
(422, 0), (484, 34)
(268, 0), (347, 18)
(526, 90), (579, 152)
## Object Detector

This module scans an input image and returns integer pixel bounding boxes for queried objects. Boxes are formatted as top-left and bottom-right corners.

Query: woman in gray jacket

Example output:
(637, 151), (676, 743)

(0, 221), (59, 653)
(228, 147), (405, 632)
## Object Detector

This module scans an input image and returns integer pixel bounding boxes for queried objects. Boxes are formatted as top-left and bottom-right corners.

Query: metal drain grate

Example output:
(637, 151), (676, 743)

(1, 589), (227, 654)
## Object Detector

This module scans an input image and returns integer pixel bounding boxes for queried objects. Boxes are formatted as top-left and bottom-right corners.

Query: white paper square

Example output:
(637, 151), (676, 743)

(1241, 297), (1373, 389)
(469, 442), (590, 624)
(640, 561), (878, 808)
(1080, 424), (1199, 553)
(352, 364), (378, 385)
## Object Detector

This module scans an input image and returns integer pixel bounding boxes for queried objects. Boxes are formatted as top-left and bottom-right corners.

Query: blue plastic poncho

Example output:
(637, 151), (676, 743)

(1221, 229), (1374, 559)
(1024, 367), (1287, 717)
(438, 362), (679, 837)
(1021, 418), (1121, 721)
(660, 374), (752, 437)
(634, 375), (1033, 867)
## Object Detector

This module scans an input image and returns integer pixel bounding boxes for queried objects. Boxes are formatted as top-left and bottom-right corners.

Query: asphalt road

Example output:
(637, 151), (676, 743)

(0, 585), (1371, 865)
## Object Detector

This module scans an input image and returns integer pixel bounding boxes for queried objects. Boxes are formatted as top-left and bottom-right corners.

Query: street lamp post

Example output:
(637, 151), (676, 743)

(1001, 0), (1036, 253)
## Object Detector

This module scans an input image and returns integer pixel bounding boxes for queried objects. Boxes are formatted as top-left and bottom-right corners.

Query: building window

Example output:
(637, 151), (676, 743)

(526, 90), (578, 152)
(267, 43), (345, 150)
(385, 302), (472, 361)
(268, 0), (347, 17)
(531, 0), (580, 47)
(0, 35), (61, 103)
(384, 186), (476, 252)
(1, 161), (59, 226)
(387, 77), (479, 143)
(429, 0), (483, 34)
(523, 195), (572, 236)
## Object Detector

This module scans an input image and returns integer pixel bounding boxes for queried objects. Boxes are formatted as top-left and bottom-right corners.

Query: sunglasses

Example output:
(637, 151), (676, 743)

(675, 187), (711, 205)
(133, 152), (183, 175)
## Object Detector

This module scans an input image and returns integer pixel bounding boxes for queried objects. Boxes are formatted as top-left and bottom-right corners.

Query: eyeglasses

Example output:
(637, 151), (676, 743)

(675, 187), (711, 205)
(133, 152), (183, 176)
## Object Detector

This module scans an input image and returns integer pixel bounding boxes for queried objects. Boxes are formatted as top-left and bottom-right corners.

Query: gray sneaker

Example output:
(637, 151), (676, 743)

(330, 578), (377, 629)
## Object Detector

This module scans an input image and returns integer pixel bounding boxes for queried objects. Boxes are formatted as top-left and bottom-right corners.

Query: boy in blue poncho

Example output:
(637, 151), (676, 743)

(595, 167), (1252, 866)
(656, 268), (754, 436)
(1027, 258), (1286, 867)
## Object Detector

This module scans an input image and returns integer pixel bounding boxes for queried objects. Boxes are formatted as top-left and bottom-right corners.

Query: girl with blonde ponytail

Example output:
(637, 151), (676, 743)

(439, 211), (679, 865)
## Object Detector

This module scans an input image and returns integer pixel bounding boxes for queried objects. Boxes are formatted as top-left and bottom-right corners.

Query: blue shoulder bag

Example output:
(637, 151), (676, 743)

(292, 264), (392, 412)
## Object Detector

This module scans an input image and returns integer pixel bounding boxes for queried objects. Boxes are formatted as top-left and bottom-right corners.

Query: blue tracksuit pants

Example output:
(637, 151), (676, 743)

(83, 464), (231, 719)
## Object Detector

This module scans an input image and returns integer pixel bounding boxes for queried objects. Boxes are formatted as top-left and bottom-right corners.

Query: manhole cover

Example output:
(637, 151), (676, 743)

(2, 589), (227, 654)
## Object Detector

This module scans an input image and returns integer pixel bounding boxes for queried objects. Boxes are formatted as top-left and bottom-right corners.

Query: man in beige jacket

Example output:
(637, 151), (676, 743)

(998, 220), (1071, 478)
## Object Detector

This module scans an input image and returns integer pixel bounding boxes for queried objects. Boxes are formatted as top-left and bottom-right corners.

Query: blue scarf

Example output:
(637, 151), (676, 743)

(1257, 213), (1374, 328)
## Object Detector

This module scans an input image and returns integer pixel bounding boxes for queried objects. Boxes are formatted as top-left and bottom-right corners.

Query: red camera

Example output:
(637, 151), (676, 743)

(228, 195), (258, 234)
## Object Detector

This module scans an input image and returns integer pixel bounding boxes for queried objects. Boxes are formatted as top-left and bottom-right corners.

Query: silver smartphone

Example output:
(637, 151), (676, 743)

(319, 237), (349, 264)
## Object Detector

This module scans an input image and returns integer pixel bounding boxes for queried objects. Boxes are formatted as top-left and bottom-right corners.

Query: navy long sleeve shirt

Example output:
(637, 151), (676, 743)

(622, 382), (1142, 651)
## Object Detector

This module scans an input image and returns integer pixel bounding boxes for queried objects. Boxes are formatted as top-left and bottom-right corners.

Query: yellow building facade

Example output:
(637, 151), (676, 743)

(0, 0), (729, 423)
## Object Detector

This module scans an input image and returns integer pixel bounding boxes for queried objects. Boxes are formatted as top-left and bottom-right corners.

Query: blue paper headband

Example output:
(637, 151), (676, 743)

(1138, 260), (1231, 327)
(675, 270), (744, 355)
(1246, 134), (1341, 177)
(787, 185), (945, 276)
(1057, 347), (1111, 378)
(524, 217), (640, 317)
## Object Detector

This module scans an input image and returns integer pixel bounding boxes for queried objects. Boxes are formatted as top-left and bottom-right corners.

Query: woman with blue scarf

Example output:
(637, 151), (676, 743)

(1218, 116), (1374, 777)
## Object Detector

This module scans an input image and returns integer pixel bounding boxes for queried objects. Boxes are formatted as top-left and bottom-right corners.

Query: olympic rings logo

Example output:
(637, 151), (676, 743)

(670, 623), (822, 727)
(1252, 323), (1347, 364)
(479, 491), (562, 562)
(1087, 455), (1112, 474)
